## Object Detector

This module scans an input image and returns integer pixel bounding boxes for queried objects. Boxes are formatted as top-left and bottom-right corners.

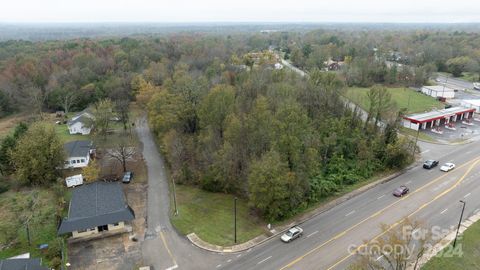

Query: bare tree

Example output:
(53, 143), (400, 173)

(349, 218), (432, 270)
(115, 99), (130, 132)
(62, 90), (78, 114)
(106, 138), (136, 172)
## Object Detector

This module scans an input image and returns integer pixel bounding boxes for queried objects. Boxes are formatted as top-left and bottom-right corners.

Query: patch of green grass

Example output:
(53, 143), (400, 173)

(54, 123), (89, 143)
(422, 219), (480, 270)
(171, 185), (266, 246)
(0, 187), (67, 267)
(345, 87), (444, 114)
(400, 127), (437, 143)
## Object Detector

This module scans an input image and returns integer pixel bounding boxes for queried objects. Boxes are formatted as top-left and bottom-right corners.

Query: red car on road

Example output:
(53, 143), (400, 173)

(393, 185), (409, 197)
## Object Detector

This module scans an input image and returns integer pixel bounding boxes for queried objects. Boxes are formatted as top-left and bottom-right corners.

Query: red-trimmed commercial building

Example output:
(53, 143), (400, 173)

(402, 107), (475, 131)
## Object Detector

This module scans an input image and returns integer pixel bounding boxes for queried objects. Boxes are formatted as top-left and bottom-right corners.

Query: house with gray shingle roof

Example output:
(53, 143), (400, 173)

(58, 181), (135, 239)
(64, 140), (92, 169)
(0, 258), (48, 270)
(67, 111), (94, 135)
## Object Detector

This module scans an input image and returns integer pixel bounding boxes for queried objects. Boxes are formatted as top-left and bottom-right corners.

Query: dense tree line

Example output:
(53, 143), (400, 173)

(147, 63), (413, 220)
(280, 29), (480, 86)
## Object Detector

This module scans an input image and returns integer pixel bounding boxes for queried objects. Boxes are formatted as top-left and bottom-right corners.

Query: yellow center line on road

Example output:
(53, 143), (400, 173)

(160, 230), (177, 266)
(326, 158), (480, 270)
(279, 156), (480, 270)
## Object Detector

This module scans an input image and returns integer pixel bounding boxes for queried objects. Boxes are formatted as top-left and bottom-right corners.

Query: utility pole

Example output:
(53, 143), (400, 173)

(25, 222), (31, 246)
(411, 127), (420, 160)
(234, 197), (237, 244)
(453, 200), (466, 248)
(172, 179), (178, 216)
(442, 75), (449, 99)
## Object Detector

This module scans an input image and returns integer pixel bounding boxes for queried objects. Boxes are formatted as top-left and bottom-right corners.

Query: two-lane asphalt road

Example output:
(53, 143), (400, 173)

(221, 140), (480, 270)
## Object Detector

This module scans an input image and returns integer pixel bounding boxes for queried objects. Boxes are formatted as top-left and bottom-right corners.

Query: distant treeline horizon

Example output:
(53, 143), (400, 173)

(1, 22), (480, 41)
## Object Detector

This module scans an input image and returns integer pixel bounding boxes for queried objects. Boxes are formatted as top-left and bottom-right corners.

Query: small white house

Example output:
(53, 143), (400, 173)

(67, 112), (94, 135)
(421, 85), (455, 99)
(64, 140), (92, 169)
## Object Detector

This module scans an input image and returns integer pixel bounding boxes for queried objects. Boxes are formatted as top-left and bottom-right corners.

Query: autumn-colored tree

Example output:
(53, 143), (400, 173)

(82, 159), (100, 182)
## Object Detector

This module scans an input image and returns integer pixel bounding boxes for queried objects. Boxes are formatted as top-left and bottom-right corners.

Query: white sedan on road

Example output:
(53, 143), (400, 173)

(281, 226), (303, 243)
(440, 163), (456, 172)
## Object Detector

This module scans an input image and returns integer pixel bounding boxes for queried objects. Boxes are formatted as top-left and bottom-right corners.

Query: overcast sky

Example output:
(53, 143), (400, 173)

(1, 0), (479, 23)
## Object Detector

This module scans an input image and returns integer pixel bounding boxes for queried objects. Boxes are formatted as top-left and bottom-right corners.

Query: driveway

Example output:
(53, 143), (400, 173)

(136, 117), (225, 270)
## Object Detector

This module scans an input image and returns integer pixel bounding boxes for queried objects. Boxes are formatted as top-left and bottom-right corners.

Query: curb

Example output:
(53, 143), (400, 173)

(187, 162), (420, 253)
(407, 211), (480, 270)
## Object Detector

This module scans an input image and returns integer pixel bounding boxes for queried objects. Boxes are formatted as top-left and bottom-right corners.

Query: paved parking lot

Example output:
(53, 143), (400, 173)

(423, 119), (480, 143)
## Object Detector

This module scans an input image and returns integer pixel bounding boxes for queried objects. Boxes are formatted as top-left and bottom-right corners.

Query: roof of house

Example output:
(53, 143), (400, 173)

(64, 140), (92, 158)
(403, 106), (475, 124)
(67, 115), (93, 126)
(57, 181), (135, 234)
(0, 258), (48, 270)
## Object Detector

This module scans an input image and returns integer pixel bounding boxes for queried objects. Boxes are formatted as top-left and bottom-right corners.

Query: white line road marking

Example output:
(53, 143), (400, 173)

(306, 231), (319, 238)
(464, 193), (471, 198)
(227, 259), (232, 263)
(345, 210), (356, 217)
(257, 256), (272, 265)
(376, 255), (384, 261)
(466, 151), (473, 154)
(237, 254), (242, 258)
(216, 264), (222, 268)
(377, 195), (385, 200)
(412, 228), (420, 234)
(166, 265), (178, 270)
(441, 208), (448, 214)
(246, 249), (252, 253)
(421, 149), (430, 154)
(406, 180), (412, 185)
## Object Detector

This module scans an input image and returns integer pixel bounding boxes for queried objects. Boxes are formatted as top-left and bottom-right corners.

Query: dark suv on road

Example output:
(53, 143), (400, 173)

(423, 160), (439, 169)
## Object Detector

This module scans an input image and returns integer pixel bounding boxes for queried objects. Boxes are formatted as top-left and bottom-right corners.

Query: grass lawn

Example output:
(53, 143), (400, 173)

(422, 219), (480, 270)
(345, 87), (444, 114)
(0, 187), (68, 267)
(54, 123), (89, 143)
(171, 185), (266, 246)
(400, 127), (437, 143)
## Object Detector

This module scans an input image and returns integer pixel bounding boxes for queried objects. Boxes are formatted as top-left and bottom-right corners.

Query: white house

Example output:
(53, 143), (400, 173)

(67, 111), (94, 135)
(421, 85), (455, 99)
(64, 140), (92, 169)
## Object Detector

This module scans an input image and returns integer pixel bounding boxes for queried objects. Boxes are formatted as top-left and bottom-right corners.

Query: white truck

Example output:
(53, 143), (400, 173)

(473, 82), (480, 90)
(65, 174), (83, 188)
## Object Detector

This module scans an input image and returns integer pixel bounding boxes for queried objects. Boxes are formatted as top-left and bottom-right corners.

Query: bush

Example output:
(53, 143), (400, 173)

(0, 181), (9, 194)
(49, 257), (62, 269)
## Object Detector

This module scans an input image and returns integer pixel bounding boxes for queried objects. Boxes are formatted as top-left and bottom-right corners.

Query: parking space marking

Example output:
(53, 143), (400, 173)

(216, 264), (222, 268)
(257, 256), (272, 265)
(237, 254), (242, 258)
(227, 259), (232, 263)
(307, 231), (319, 238)
(406, 180), (412, 185)
(421, 150), (431, 154)
(464, 193), (471, 198)
(441, 208), (448, 215)
(377, 195), (385, 200)
(166, 265), (178, 270)
(345, 210), (356, 217)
